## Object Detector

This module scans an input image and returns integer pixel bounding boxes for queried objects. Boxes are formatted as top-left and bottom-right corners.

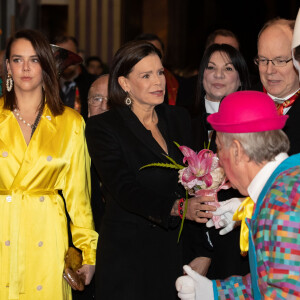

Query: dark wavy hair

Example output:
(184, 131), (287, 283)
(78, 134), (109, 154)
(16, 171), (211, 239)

(3, 29), (64, 115)
(108, 40), (162, 109)
(193, 43), (250, 117)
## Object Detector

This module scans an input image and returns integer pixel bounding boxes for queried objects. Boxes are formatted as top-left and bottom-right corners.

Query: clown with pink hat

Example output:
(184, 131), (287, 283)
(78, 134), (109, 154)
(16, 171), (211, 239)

(176, 90), (300, 300)
(208, 90), (288, 133)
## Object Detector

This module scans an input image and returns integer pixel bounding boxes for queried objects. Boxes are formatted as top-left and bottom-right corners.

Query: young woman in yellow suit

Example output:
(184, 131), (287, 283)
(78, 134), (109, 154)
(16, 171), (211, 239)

(0, 29), (98, 299)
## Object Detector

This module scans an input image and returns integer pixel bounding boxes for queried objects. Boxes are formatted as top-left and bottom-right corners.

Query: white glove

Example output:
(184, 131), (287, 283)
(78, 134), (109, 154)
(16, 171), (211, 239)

(176, 275), (195, 300)
(180, 265), (213, 300)
(206, 197), (243, 235)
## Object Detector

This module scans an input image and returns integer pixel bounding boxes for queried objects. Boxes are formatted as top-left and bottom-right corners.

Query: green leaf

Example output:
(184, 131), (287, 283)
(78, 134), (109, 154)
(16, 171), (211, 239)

(139, 162), (181, 171)
(177, 189), (189, 243)
(207, 139), (211, 150)
(163, 154), (184, 169)
(173, 141), (181, 148)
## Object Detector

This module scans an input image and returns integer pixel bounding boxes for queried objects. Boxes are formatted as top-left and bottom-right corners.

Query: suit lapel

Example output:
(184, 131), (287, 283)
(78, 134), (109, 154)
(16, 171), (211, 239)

(156, 106), (178, 159)
(117, 105), (170, 161)
(286, 96), (300, 116)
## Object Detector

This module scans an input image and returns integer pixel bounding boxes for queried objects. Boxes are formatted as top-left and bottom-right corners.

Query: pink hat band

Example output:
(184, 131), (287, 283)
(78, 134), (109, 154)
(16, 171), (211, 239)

(207, 91), (288, 133)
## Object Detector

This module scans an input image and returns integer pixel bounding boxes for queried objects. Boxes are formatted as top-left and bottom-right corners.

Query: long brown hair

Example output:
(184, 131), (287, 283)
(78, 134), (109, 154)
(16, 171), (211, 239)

(3, 29), (64, 115)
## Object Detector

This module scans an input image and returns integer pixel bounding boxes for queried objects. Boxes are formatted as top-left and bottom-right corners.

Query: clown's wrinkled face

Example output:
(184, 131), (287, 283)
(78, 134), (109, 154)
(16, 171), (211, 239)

(215, 133), (249, 196)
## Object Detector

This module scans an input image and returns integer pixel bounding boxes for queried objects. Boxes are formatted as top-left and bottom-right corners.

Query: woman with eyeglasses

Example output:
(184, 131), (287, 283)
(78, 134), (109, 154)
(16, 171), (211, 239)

(0, 29), (98, 299)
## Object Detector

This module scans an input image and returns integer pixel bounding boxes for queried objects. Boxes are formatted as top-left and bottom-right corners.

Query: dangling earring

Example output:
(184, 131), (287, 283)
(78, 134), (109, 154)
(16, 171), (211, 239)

(6, 74), (13, 92)
(125, 92), (132, 106)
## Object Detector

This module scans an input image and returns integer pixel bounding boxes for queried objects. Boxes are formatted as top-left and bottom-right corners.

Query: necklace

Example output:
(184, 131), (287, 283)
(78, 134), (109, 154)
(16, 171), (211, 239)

(13, 103), (44, 138)
(13, 108), (34, 128)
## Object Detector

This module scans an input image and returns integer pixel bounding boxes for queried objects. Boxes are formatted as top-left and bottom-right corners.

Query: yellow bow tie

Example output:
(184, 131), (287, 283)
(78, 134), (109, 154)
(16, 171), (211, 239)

(232, 197), (255, 256)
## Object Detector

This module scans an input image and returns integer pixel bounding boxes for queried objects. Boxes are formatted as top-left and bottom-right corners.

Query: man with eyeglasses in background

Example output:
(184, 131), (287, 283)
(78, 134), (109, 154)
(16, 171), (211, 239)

(87, 73), (109, 233)
(88, 74), (109, 117)
(255, 18), (300, 154)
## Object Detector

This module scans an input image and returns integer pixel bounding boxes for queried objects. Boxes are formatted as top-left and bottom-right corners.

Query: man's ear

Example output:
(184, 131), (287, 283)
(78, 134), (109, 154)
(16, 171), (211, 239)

(118, 76), (130, 93)
(230, 139), (244, 165)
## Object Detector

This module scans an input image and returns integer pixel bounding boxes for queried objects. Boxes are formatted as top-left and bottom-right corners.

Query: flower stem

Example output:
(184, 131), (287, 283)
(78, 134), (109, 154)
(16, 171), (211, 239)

(177, 189), (189, 243)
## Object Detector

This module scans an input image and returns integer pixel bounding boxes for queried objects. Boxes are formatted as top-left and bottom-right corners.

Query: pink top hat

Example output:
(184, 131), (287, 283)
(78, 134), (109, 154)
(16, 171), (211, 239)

(207, 91), (288, 133)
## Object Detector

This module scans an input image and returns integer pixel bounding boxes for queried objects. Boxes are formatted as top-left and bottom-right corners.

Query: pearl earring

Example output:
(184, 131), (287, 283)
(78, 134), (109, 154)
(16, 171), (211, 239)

(6, 74), (13, 92)
(125, 92), (132, 106)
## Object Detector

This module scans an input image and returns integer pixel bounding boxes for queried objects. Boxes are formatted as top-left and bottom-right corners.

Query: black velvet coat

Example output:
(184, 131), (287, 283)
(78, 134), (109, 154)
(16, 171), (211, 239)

(86, 103), (191, 300)
(284, 96), (300, 155)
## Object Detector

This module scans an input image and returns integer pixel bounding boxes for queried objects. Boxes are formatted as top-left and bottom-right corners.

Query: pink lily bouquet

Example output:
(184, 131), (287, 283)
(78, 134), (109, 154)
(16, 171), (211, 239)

(178, 145), (230, 228)
(178, 146), (226, 195)
(141, 142), (230, 241)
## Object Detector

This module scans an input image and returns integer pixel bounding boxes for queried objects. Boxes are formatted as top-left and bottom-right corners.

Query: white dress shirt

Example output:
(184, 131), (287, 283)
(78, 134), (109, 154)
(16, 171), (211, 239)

(247, 153), (288, 203)
(205, 97), (220, 114)
(205, 97), (220, 140)
(268, 89), (300, 115)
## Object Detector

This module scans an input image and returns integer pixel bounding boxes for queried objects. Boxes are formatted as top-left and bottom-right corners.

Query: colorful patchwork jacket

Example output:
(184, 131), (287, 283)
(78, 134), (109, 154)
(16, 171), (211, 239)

(212, 153), (300, 299)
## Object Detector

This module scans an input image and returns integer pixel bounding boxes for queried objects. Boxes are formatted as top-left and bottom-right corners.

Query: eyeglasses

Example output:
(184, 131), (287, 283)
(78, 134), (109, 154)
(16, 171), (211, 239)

(88, 96), (108, 105)
(254, 57), (292, 67)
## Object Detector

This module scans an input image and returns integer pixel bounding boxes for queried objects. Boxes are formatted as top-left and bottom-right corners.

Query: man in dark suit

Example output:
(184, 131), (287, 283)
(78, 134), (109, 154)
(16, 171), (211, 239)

(255, 18), (300, 155)
(87, 74), (109, 231)
(53, 36), (96, 120)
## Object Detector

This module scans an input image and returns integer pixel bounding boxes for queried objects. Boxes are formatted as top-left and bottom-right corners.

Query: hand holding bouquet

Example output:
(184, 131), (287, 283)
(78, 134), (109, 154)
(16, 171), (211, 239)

(177, 145), (230, 228)
(140, 143), (230, 240)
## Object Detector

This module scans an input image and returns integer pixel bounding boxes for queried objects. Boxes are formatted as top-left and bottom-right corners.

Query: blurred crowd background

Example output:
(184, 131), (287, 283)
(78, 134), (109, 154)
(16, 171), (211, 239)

(0, 0), (299, 78)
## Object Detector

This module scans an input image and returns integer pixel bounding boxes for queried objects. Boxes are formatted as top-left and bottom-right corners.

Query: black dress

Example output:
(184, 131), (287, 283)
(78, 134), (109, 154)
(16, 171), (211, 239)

(86, 103), (192, 300)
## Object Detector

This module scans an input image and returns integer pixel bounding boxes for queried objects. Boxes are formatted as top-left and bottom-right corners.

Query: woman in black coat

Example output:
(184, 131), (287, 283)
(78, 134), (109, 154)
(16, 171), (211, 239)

(86, 41), (215, 299)
(183, 44), (252, 279)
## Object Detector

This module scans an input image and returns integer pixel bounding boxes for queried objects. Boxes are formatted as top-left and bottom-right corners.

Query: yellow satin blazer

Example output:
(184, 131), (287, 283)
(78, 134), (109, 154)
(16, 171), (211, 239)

(0, 99), (98, 300)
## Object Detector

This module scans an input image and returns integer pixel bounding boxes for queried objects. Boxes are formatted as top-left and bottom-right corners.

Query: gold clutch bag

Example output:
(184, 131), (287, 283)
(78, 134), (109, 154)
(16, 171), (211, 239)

(63, 247), (85, 291)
